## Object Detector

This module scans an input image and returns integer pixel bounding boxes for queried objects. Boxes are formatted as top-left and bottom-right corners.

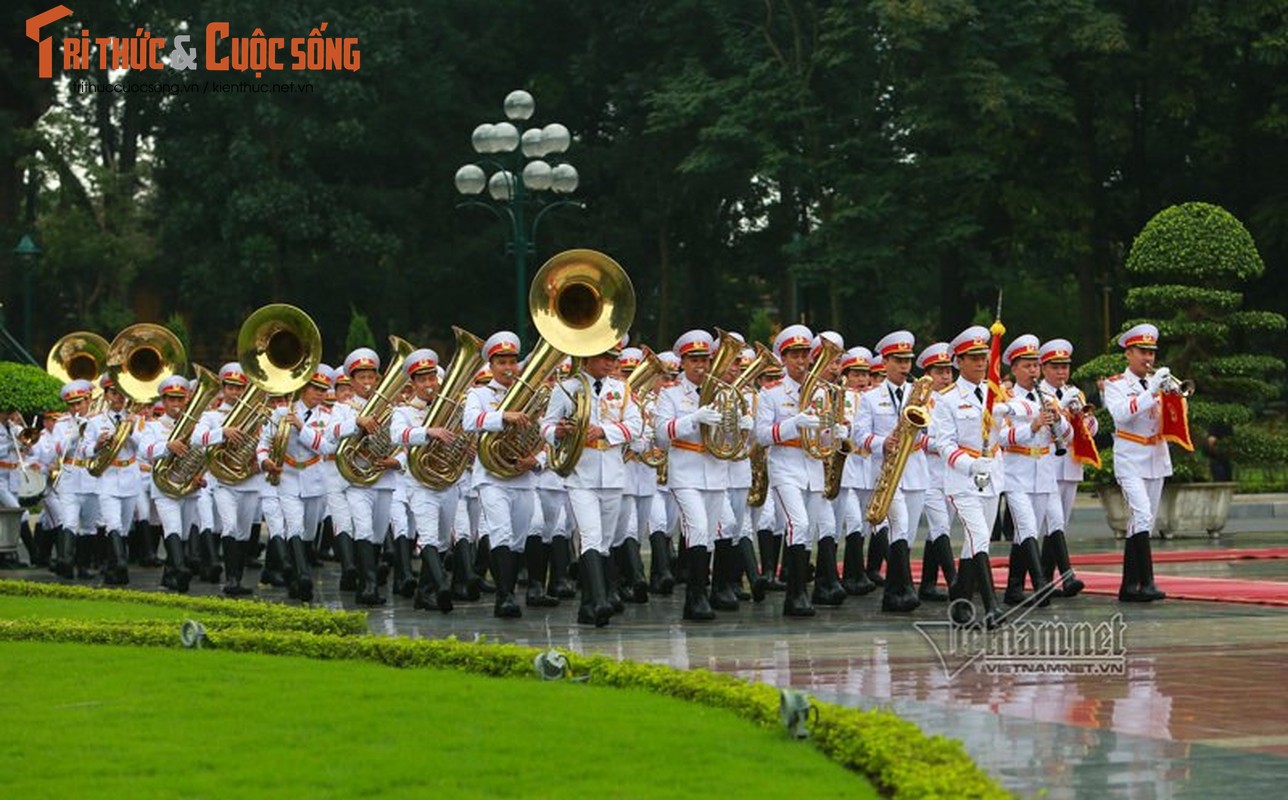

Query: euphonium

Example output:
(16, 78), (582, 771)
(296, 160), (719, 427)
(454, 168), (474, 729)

(822, 383), (849, 501)
(89, 323), (186, 477)
(336, 335), (416, 486)
(408, 326), (485, 489)
(624, 346), (666, 466)
(866, 376), (933, 525)
(207, 304), (321, 484)
(697, 330), (747, 460)
(798, 337), (845, 459)
(478, 249), (635, 479)
(152, 364), (220, 498)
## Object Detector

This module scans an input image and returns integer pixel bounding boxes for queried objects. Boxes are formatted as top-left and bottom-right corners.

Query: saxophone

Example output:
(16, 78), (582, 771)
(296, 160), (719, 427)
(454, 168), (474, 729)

(865, 376), (933, 525)
(408, 327), (485, 489)
(336, 336), (415, 486)
(152, 365), (220, 498)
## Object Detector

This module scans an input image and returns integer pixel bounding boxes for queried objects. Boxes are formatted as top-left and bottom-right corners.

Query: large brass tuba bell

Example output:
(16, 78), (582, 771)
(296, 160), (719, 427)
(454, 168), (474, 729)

(478, 249), (635, 479)
(207, 304), (321, 485)
(88, 324), (186, 477)
(47, 331), (110, 388)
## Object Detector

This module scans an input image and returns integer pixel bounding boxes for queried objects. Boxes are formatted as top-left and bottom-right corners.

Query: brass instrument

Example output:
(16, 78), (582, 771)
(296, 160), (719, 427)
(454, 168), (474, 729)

(747, 443), (768, 506)
(47, 331), (110, 387)
(478, 249), (635, 479)
(152, 365), (220, 498)
(822, 383), (849, 501)
(408, 326), (485, 489)
(866, 376), (933, 525)
(88, 324), (185, 476)
(624, 346), (667, 467)
(1032, 388), (1069, 457)
(335, 335), (415, 486)
(702, 339), (779, 461)
(264, 396), (296, 488)
(207, 304), (322, 484)
(798, 337), (845, 459)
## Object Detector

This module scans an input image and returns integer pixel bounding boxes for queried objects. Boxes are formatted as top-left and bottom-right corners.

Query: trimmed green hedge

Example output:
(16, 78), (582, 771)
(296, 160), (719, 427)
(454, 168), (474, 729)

(0, 580), (368, 636)
(0, 362), (64, 415)
(0, 607), (1010, 799)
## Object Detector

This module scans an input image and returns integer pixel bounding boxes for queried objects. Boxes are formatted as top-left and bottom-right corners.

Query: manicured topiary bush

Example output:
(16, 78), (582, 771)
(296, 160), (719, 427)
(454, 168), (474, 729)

(0, 361), (64, 415)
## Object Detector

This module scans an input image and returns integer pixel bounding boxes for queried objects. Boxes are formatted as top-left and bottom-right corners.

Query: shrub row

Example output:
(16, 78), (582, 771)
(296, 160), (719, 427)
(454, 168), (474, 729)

(0, 579), (368, 636)
(0, 613), (1011, 799)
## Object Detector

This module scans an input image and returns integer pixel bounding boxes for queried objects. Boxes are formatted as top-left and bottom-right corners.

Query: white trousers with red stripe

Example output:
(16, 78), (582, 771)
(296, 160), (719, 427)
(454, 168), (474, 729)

(771, 485), (828, 548)
(1118, 475), (1164, 536)
(670, 488), (724, 549)
(567, 487), (621, 554)
(476, 484), (533, 551)
(406, 483), (459, 552)
(1003, 490), (1051, 545)
(946, 491), (999, 559)
(346, 485), (393, 544)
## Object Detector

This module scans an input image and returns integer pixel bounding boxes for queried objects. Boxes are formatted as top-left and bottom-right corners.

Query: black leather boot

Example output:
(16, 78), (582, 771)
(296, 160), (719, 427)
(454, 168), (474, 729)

(355, 540), (386, 606)
(524, 536), (559, 607)
(491, 545), (522, 618)
(547, 535), (576, 598)
(709, 540), (740, 611)
(473, 536), (495, 594)
(841, 531), (875, 595)
(163, 534), (191, 592)
(1022, 537), (1052, 607)
(673, 535), (689, 586)
(288, 537), (314, 602)
(1043, 530), (1084, 597)
(576, 550), (613, 627)
(1003, 543), (1028, 606)
(811, 536), (846, 606)
(949, 557), (976, 626)
(782, 544), (816, 617)
(1135, 534), (1166, 602)
(222, 537), (253, 597)
(866, 527), (889, 586)
(451, 539), (479, 601)
(260, 537), (289, 587)
(246, 523), (263, 567)
(335, 532), (358, 591)
(414, 548), (453, 613)
(620, 538), (649, 603)
(75, 535), (96, 579)
(392, 536), (417, 598)
(200, 530), (222, 583)
(104, 530), (129, 585)
(918, 536), (949, 602)
(317, 516), (336, 561)
(53, 527), (75, 578)
(33, 523), (53, 568)
(647, 531), (675, 595)
(143, 524), (164, 567)
(881, 539), (920, 612)
(758, 530), (786, 591)
(682, 545), (715, 621)
(602, 549), (625, 614)
(973, 551), (1005, 628)
(737, 537), (767, 602)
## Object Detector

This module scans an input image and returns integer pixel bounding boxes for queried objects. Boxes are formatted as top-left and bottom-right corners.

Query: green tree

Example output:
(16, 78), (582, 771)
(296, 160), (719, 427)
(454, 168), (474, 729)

(343, 305), (376, 359)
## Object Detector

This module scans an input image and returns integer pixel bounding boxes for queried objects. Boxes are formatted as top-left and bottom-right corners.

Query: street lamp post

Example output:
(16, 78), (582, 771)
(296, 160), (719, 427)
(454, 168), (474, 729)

(13, 234), (42, 350)
(455, 90), (581, 345)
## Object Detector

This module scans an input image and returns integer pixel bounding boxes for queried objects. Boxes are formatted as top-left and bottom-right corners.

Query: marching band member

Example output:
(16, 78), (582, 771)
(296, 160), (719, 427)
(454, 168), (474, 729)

(543, 338), (641, 626)
(837, 347), (876, 596)
(754, 325), (831, 618)
(931, 326), (1008, 628)
(326, 368), (359, 591)
(85, 373), (143, 585)
(751, 357), (784, 591)
(654, 330), (729, 620)
(998, 335), (1068, 607)
(1104, 323), (1169, 602)
(192, 363), (259, 596)
(258, 364), (334, 602)
(915, 342), (957, 601)
(856, 330), (927, 613)
(50, 380), (98, 579)
(463, 332), (540, 618)
(648, 350), (683, 590)
(326, 348), (403, 607)
(864, 351), (889, 586)
(612, 345), (656, 603)
(29, 410), (63, 567)
(389, 351), (457, 613)
(802, 331), (846, 607)
(726, 345), (769, 602)
(1038, 339), (1091, 596)
(138, 375), (198, 592)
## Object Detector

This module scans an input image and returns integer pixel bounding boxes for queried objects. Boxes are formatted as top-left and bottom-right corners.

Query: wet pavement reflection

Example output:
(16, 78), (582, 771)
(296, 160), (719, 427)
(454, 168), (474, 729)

(7, 527), (1287, 798)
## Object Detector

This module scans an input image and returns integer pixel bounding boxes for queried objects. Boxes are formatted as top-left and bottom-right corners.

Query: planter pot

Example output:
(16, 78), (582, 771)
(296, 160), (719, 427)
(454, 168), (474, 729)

(1094, 482), (1239, 539)
(0, 507), (22, 555)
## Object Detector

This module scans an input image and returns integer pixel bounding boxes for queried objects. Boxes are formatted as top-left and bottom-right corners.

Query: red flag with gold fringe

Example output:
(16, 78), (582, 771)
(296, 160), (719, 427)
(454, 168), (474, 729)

(1160, 392), (1194, 451)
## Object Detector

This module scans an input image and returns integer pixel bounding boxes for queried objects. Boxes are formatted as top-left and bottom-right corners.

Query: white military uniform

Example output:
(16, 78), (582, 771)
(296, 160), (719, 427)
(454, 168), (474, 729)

(462, 378), (537, 551)
(192, 400), (265, 542)
(930, 375), (1007, 558)
(390, 400), (461, 554)
(543, 371), (641, 554)
(855, 377), (929, 545)
(327, 395), (400, 544)
(754, 372), (832, 548)
(1040, 378), (1097, 534)
(139, 413), (197, 541)
(1104, 370), (1172, 535)
(85, 407), (143, 536)
(1000, 384), (1071, 545)
(52, 413), (99, 538)
(258, 399), (329, 541)
(654, 373), (728, 550)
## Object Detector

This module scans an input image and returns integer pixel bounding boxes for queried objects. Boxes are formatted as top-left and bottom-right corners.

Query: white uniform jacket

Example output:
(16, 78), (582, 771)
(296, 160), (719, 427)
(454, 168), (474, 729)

(542, 373), (642, 491)
(654, 375), (729, 491)
(855, 378), (929, 492)
(84, 410), (143, 497)
(1000, 385), (1071, 494)
(929, 377), (1006, 496)
(258, 400), (329, 498)
(462, 380), (536, 489)
(1041, 379), (1098, 482)
(754, 374), (826, 492)
(1104, 370), (1172, 480)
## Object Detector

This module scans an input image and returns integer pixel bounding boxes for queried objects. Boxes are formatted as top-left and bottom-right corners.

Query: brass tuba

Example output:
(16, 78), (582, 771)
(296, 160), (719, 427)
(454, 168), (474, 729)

(335, 335), (416, 486)
(47, 331), (111, 387)
(207, 304), (321, 484)
(408, 326), (485, 489)
(798, 337), (845, 459)
(624, 346), (668, 467)
(478, 249), (635, 480)
(152, 364), (220, 498)
(89, 324), (186, 477)
(866, 376), (933, 525)
(822, 383), (850, 501)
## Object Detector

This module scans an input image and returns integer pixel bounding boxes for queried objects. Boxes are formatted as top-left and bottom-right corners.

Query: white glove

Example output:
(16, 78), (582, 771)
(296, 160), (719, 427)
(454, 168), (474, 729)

(1059, 392), (1079, 410)
(833, 423), (850, 441)
(1148, 367), (1171, 392)
(692, 405), (723, 426)
(970, 457), (994, 477)
(738, 414), (754, 431)
(793, 412), (821, 430)
(991, 402), (1015, 419)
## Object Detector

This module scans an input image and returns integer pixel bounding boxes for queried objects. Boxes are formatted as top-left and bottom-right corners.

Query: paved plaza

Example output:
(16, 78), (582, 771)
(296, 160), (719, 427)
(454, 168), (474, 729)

(6, 509), (1286, 798)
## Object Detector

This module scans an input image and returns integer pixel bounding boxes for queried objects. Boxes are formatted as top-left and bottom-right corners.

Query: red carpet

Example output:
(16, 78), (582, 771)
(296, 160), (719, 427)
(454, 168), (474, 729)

(1068, 547), (1288, 567)
(1061, 570), (1288, 606)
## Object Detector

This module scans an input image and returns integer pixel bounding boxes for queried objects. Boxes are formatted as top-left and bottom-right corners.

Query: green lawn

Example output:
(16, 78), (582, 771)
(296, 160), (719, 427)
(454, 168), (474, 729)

(1, 641), (878, 799)
(0, 594), (193, 622)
